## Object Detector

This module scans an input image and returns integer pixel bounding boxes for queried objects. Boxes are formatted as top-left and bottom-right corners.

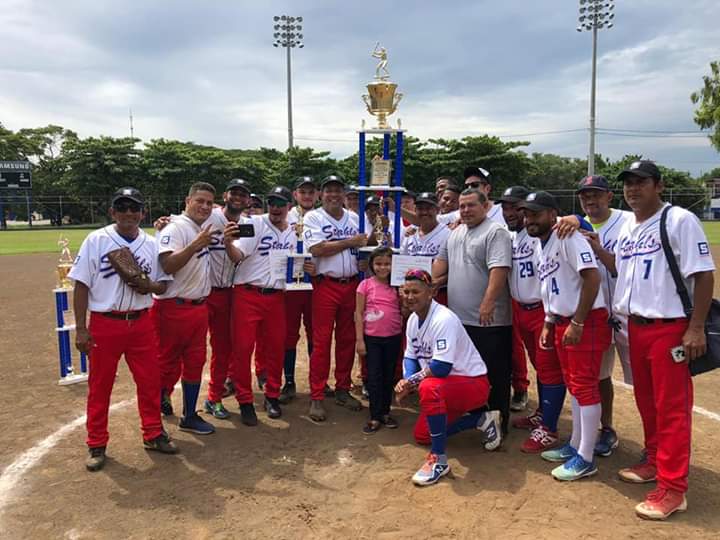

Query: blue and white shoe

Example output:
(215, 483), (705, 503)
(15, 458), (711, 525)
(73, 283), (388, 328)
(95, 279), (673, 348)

(476, 410), (503, 451)
(541, 442), (577, 463)
(594, 427), (619, 457)
(204, 399), (230, 420)
(412, 453), (450, 486)
(551, 454), (598, 481)
(179, 413), (215, 435)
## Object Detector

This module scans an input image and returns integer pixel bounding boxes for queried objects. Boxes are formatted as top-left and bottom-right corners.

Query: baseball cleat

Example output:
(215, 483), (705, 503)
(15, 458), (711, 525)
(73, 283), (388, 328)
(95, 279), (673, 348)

(204, 399), (230, 420)
(86, 447), (107, 472)
(335, 389), (363, 411)
(412, 453), (450, 486)
(551, 454), (598, 481)
(239, 403), (258, 426)
(278, 382), (296, 404)
(323, 385), (335, 398)
(309, 399), (326, 422)
(594, 427), (619, 457)
(512, 409), (543, 430)
(264, 397), (282, 419)
(510, 390), (529, 412)
(635, 488), (687, 520)
(618, 461), (657, 484)
(477, 410), (502, 451)
(179, 413), (215, 435)
(143, 432), (179, 454)
(521, 426), (560, 454)
(541, 442), (577, 463)
(161, 393), (174, 417)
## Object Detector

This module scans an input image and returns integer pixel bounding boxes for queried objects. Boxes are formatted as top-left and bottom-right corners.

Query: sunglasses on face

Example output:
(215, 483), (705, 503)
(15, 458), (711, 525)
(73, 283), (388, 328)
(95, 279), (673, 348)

(250, 203), (264, 209)
(267, 199), (287, 208)
(466, 181), (488, 189)
(113, 201), (143, 213)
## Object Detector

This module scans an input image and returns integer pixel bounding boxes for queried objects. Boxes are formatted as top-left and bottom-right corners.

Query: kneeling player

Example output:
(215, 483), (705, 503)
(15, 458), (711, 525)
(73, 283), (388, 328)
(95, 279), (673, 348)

(395, 269), (502, 487)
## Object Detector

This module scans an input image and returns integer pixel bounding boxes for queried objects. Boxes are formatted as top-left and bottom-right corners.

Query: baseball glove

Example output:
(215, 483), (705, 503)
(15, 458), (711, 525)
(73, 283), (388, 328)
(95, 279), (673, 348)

(106, 247), (151, 293)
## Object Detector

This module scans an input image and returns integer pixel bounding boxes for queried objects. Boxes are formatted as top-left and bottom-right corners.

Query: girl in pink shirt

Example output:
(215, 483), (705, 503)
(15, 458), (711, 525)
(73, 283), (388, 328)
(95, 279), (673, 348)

(355, 247), (403, 434)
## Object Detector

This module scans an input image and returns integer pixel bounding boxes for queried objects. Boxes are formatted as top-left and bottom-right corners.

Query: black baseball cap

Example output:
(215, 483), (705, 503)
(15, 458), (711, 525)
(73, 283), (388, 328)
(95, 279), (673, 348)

(111, 187), (144, 205)
(294, 176), (316, 189)
(365, 195), (381, 206)
(402, 189), (416, 199)
(267, 186), (292, 203)
(498, 186), (531, 204)
(345, 185), (359, 195)
(225, 178), (251, 194)
(576, 175), (610, 194)
(617, 160), (662, 182)
(463, 166), (491, 181)
(249, 193), (263, 204)
(320, 174), (346, 189)
(443, 184), (462, 195)
(414, 192), (439, 207)
(518, 191), (560, 212)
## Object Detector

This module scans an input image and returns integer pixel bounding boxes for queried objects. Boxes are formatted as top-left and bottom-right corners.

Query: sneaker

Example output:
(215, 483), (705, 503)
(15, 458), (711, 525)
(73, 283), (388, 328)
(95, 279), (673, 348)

(257, 372), (267, 392)
(143, 432), (179, 454)
(264, 397), (282, 419)
(381, 415), (399, 429)
(521, 426), (560, 454)
(541, 442), (577, 463)
(323, 385), (335, 398)
(335, 389), (362, 411)
(204, 399), (230, 420)
(635, 488), (687, 520)
(510, 390), (529, 412)
(278, 382), (296, 405)
(86, 446), (106, 472)
(512, 410), (542, 430)
(239, 403), (258, 426)
(222, 378), (235, 398)
(618, 461), (657, 484)
(161, 393), (174, 416)
(179, 413), (215, 435)
(411, 453), (450, 486)
(309, 399), (326, 422)
(551, 454), (598, 481)
(476, 410), (502, 451)
(594, 427), (619, 457)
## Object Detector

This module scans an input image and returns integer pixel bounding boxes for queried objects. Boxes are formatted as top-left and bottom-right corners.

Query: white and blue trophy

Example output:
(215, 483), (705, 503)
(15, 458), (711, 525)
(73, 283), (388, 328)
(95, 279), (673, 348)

(285, 206), (313, 290)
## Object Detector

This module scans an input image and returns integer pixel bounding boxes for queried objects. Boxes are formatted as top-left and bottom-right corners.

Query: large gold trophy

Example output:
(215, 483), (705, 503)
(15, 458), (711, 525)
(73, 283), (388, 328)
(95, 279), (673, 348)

(56, 236), (74, 289)
(285, 206), (313, 290)
(362, 43), (403, 129)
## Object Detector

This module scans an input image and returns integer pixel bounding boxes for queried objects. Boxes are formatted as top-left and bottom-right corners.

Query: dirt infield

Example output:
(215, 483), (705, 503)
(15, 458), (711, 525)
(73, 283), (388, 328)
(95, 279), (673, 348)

(1, 252), (720, 539)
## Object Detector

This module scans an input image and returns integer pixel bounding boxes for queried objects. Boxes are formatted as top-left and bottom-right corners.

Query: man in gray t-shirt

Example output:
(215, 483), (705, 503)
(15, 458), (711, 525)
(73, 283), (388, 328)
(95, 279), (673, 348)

(433, 188), (513, 433)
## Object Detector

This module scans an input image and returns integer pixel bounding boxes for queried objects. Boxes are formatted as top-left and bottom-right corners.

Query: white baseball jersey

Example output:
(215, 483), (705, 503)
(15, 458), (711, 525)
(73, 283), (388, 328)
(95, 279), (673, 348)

(303, 208), (359, 278)
(155, 213), (211, 300)
(534, 231), (606, 317)
(436, 204), (507, 228)
(288, 206), (315, 227)
(205, 206), (243, 289)
(69, 226), (170, 312)
(400, 222), (451, 258)
(509, 228), (542, 304)
(613, 203), (715, 318)
(437, 210), (459, 226)
(404, 300), (487, 377)
(233, 215), (294, 289)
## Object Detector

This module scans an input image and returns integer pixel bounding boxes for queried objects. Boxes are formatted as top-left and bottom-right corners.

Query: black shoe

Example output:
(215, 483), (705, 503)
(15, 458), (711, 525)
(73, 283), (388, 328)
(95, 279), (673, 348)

(510, 390), (529, 412)
(264, 397), (282, 419)
(143, 432), (180, 454)
(278, 382), (296, 405)
(86, 446), (106, 472)
(323, 384), (335, 398)
(161, 393), (174, 416)
(239, 403), (258, 426)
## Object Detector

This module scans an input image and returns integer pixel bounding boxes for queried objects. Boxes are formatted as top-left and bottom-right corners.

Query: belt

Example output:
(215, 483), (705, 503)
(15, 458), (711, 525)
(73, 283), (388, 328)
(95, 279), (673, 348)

(174, 297), (206, 305)
(211, 286), (232, 291)
(629, 315), (686, 326)
(318, 275), (359, 284)
(518, 301), (542, 311)
(552, 315), (572, 325)
(244, 285), (282, 295)
(101, 309), (148, 321)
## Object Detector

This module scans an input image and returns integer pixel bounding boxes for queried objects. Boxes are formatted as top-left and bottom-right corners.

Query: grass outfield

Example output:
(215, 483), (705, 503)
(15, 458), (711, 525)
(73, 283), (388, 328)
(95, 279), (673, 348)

(2, 222), (720, 255)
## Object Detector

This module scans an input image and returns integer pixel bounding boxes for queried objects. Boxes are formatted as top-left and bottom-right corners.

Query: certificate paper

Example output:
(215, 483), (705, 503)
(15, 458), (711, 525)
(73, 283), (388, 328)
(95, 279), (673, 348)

(391, 255), (432, 286)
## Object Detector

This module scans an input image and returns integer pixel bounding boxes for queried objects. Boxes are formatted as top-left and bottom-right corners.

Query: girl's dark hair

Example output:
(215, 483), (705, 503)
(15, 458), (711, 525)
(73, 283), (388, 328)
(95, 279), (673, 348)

(368, 246), (394, 274)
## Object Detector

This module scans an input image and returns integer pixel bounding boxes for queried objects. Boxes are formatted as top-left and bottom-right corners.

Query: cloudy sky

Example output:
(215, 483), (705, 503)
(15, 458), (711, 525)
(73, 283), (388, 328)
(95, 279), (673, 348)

(2, 0), (719, 175)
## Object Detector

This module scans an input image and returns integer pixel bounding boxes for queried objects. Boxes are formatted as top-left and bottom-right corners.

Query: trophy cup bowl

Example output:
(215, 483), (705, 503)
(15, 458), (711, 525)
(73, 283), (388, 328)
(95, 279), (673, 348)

(363, 81), (403, 129)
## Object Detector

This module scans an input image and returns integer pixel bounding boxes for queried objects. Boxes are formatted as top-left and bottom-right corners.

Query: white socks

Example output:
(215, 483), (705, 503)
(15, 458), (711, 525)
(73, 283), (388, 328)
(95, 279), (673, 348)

(578, 403), (601, 462)
(569, 396), (581, 450)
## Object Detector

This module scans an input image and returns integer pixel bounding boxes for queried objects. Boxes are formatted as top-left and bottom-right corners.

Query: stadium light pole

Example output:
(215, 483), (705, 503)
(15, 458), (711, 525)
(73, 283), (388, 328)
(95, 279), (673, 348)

(577, 0), (614, 175)
(273, 15), (304, 150)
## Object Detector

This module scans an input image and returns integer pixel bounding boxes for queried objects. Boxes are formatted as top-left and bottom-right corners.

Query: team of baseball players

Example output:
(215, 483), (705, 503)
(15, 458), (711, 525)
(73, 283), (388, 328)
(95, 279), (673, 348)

(70, 160), (714, 521)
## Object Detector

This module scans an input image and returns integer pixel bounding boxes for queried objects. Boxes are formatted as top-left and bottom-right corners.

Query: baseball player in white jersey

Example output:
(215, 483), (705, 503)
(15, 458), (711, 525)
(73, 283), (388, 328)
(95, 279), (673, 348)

(606, 160), (714, 519)
(225, 186), (299, 423)
(70, 187), (178, 471)
(395, 269), (502, 486)
(435, 167), (507, 228)
(155, 182), (215, 436)
(520, 191), (611, 481)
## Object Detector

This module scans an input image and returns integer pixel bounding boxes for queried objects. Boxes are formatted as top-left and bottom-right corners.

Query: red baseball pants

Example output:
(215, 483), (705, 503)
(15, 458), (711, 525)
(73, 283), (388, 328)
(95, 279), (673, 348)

(285, 289), (313, 350)
(154, 299), (209, 394)
(206, 287), (233, 403)
(309, 277), (358, 400)
(230, 287), (286, 402)
(513, 300), (563, 386)
(629, 318), (692, 493)
(554, 308), (611, 406)
(414, 375), (490, 444)
(86, 311), (163, 448)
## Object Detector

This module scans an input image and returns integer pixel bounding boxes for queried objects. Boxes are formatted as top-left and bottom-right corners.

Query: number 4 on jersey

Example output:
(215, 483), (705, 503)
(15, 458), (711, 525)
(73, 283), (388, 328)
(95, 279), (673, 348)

(551, 277), (560, 295)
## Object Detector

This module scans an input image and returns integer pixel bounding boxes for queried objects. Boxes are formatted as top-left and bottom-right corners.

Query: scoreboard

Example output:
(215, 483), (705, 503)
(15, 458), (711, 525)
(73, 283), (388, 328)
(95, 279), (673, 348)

(0, 161), (32, 189)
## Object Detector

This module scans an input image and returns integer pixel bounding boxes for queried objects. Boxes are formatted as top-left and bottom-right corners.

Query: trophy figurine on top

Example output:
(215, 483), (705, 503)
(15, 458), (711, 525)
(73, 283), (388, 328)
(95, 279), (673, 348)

(56, 236), (74, 289)
(285, 205), (313, 290)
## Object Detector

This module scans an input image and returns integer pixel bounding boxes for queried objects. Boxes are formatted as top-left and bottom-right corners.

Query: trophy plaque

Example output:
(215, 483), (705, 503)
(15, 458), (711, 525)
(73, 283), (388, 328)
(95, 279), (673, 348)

(370, 155), (392, 186)
(285, 206), (313, 290)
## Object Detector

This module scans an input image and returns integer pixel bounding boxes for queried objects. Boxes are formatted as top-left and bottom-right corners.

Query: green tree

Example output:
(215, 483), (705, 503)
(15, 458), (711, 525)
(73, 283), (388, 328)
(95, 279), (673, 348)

(691, 60), (720, 151)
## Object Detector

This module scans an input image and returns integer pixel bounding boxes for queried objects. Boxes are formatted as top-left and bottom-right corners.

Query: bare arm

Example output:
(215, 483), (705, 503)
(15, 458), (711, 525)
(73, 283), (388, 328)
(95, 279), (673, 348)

(479, 266), (510, 325)
(355, 292), (367, 356)
(308, 234), (367, 257)
(431, 258), (449, 288)
(73, 281), (92, 353)
(160, 224), (213, 275)
(573, 267), (601, 324)
(684, 270), (714, 361)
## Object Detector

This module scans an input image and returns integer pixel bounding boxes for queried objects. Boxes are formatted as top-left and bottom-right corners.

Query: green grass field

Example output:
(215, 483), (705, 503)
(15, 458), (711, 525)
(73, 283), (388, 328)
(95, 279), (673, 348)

(2, 223), (720, 256)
